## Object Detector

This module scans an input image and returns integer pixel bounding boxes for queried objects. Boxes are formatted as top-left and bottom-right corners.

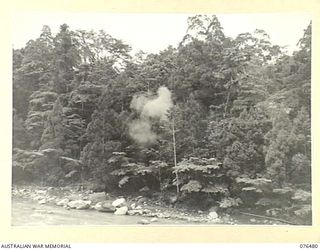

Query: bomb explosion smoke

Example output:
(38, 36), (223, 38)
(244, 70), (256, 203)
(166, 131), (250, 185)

(129, 86), (173, 145)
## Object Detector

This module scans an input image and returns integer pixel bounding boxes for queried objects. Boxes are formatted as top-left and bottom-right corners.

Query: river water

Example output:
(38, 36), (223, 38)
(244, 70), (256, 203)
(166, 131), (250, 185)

(12, 197), (186, 226)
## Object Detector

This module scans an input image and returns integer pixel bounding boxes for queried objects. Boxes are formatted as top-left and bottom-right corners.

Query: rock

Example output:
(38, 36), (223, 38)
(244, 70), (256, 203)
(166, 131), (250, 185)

(112, 198), (126, 207)
(137, 197), (147, 204)
(128, 209), (143, 216)
(68, 200), (91, 210)
(187, 217), (199, 222)
(33, 195), (44, 201)
(150, 218), (158, 223)
(38, 199), (46, 205)
(88, 192), (106, 204)
(66, 194), (82, 201)
(136, 205), (142, 210)
(157, 213), (170, 219)
(208, 211), (218, 220)
(130, 203), (136, 209)
(56, 198), (69, 206)
(198, 210), (203, 214)
(250, 218), (256, 223)
(138, 219), (150, 225)
(142, 209), (151, 214)
(255, 198), (273, 207)
(36, 190), (47, 195)
(266, 208), (281, 216)
(94, 201), (115, 213)
(114, 206), (128, 215)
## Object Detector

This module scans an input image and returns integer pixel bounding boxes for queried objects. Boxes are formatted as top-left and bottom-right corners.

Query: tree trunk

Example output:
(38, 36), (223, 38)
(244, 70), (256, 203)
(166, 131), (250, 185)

(172, 118), (179, 195)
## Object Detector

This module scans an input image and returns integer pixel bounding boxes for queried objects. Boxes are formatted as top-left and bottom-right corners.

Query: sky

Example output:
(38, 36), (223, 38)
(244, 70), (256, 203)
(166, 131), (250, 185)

(12, 12), (311, 55)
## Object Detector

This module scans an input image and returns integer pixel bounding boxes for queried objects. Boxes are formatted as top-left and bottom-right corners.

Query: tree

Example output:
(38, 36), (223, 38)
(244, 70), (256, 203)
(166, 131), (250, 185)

(52, 24), (80, 93)
(24, 90), (58, 149)
(222, 108), (271, 178)
(263, 23), (311, 187)
(13, 109), (29, 149)
(40, 98), (65, 150)
(13, 25), (55, 118)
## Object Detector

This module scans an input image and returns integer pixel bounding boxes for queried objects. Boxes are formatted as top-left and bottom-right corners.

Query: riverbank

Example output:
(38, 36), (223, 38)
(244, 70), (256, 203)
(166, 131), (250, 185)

(12, 185), (288, 225)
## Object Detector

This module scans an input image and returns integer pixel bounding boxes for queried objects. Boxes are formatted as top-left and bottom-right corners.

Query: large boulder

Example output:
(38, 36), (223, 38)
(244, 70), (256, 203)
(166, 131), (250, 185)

(68, 200), (91, 210)
(208, 211), (219, 220)
(130, 203), (136, 209)
(112, 198), (126, 207)
(150, 218), (158, 223)
(94, 201), (116, 213)
(114, 206), (128, 215)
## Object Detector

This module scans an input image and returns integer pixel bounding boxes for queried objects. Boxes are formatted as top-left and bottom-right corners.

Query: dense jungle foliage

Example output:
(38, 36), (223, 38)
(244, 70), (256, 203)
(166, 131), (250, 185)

(12, 15), (311, 218)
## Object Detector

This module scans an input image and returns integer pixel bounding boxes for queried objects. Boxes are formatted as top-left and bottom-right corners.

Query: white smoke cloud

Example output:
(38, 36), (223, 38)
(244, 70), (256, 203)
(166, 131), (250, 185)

(130, 94), (148, 113)
(129, 119), (157, 145)
(141, 87), (173, 121)
(129, 86), (173, 145)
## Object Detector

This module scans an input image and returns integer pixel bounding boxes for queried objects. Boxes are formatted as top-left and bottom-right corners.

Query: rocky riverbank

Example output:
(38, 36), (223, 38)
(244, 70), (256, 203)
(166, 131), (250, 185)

(12, 185), (231, 224)
(13, 185), (302, 225)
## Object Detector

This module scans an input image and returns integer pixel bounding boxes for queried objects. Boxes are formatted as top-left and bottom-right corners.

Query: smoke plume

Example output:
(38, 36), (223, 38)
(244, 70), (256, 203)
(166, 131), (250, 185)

(129, 86), (173, 145)
(128, 119), (157, 145)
